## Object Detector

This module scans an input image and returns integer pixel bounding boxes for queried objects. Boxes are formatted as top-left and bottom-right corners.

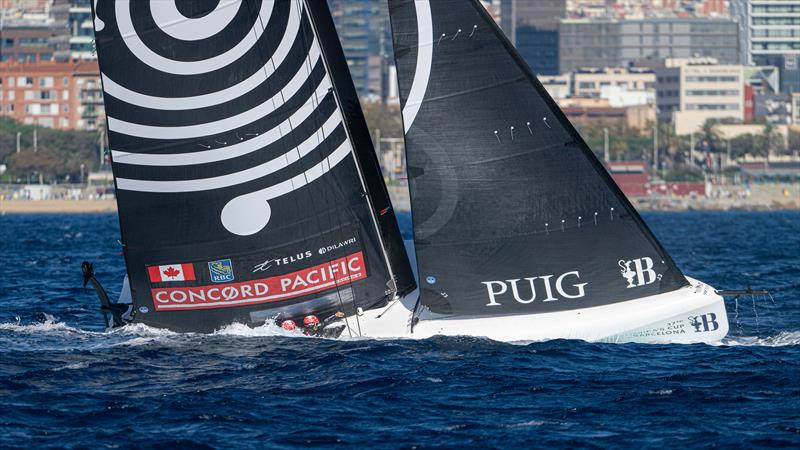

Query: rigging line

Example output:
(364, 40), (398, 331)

(305, 0), (398, 292)
(298, 2), (366, 338)
(292, 0), (355, 336)
(304, 0), (396, 334)
(253, 0), (336, 331)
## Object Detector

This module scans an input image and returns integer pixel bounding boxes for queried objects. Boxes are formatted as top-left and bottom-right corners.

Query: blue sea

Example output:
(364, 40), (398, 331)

(0, 211), (798, 448)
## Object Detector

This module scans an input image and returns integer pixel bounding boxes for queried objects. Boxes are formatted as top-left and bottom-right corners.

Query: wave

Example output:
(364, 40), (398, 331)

(213, 321), (302, 338)
(0, 314), (96, 336)
(3, 314), (797, 349)
(718, 331), (800, 347)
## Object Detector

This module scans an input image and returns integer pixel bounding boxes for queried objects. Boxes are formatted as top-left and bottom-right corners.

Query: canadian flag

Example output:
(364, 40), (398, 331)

(147, 263), (195, 283)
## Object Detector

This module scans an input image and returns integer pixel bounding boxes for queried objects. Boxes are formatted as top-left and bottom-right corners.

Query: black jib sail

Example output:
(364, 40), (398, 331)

(388, 0), (688, 316)
(91, 0), (414, 332)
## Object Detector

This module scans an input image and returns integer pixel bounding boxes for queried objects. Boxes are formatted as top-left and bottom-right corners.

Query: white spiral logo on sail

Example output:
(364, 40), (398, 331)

(94, 0), (352, 236)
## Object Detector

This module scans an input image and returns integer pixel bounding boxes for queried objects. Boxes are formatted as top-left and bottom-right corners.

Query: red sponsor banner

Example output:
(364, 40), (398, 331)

(151, 251), (367, 311)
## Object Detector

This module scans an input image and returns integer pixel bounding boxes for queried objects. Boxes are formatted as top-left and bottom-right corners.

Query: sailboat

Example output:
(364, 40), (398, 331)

(87, 0), (729, 343)
(89, 0), (415, 333)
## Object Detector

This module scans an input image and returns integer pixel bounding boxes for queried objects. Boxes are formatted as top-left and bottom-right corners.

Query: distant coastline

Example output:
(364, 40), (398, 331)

(0, 199), (117, 214)
(1, 185), (797, 214)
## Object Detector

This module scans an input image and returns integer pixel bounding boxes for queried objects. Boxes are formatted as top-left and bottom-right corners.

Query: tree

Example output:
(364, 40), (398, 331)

(361, 102), (403, 139)
(789, 128), (800, 156)
(0, 117), (100, 182)
(729, 134), (755, 159)
(762, 123), (786, 156)
(699, 119), (723, 153)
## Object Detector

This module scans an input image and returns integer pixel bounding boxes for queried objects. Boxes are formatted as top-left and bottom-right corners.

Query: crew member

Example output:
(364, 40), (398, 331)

(302, 312), (346, 338)
(281, 319), (297, 331)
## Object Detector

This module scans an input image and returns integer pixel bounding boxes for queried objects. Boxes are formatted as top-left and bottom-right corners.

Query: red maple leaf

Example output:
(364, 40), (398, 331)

(162, 267), (181, 278)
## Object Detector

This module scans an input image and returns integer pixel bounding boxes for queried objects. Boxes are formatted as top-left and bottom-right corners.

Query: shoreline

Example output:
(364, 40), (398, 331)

(1, 197), (797, 214)
(0, 199), (118, 214)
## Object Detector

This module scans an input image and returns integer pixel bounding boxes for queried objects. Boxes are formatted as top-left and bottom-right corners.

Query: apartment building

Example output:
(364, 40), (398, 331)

(748, 0), (800, 93)
(540, 74), (572, 99)
(656, 59), (746, 134)
(0, 60), (103, 130)
(559, 17), (740, 73)
(572, 67), (656, 97)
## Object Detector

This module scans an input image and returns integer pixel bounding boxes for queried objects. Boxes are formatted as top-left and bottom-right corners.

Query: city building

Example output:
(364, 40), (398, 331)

(607, 161), (650, 198)
(572, 67), (656, 97)
(656, 58), (747, 134)
(747, 0), (800, 93)
(73, 60), (103, 130)
(0, 0), (50, 14)
(655, 57), (782, 133)
(792, 93), (800, 124)
(754, 92), (793, 124)
(0, 21), (63, 63)
(540, 73), (571, 99)
(0, 60), (103, 130)
(62, 0), (95, 60)
(559, 17), (740, 73)
(697, 0), (727, 16)
(500, 0), (567, 75)
(567, 0), (610, 18)
(559, 97), (655, 131)
(328, 0), (391, 100)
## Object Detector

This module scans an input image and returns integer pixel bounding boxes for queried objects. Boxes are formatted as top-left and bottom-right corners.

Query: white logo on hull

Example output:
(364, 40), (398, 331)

(482, 271), (588, 306)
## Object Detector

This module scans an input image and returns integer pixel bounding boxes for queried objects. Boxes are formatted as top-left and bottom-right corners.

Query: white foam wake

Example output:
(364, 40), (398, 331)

(717, 331), (800, 347)
(0, 314), (94, 336)
(213, 321), (310, 338)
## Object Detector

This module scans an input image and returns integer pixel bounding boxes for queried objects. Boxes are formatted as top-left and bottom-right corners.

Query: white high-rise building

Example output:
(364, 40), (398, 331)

(748, 0), (800, 93)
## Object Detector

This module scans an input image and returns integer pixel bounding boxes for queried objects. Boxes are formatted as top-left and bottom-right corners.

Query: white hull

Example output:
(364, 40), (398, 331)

(116, 251), (729, 344)
(344, 277), (728, 344)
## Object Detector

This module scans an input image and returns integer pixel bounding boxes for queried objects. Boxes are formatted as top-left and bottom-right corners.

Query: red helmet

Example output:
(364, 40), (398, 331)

(281, 320), (296, 331)
(303, 315), (320, 326)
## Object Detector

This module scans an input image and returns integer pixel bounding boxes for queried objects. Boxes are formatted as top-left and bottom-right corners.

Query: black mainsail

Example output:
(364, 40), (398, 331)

(388, 0), (688, 316)
(91, 0), (414, 332)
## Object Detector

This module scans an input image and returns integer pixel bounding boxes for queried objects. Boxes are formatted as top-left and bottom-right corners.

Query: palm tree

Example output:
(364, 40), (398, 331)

(762, 123), (784, 158)
(699, 119), (722, 153)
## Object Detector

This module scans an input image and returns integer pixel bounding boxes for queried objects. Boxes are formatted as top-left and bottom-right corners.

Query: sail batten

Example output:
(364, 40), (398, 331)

(389, 0), (687, 316)
(92, 0), (414, 332)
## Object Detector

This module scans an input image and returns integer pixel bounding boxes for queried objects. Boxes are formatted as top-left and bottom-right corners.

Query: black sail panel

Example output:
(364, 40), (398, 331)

(91, 0), (413, 332)
(388, 0), (688, 316)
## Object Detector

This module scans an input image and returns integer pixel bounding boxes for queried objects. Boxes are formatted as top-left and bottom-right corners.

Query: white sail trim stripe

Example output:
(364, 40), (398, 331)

(103, 3), (306, 110)
(115, 111), (344, 193)
(402, 0), (433, 133)
(107, 50), (327, 140)
(115, 0), (275, 75)
(111, 78), (333, 166)
(150, 0), (241, 42)
(220, 141), (353, 236)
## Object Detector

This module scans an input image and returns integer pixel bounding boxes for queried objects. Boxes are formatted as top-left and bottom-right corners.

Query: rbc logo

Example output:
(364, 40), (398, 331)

(208, 259), (235, 283)
(689, 313), (719, 333)
(619, 257), (661, 288)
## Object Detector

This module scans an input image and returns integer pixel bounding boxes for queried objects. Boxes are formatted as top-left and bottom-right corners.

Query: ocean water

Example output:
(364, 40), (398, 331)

(0, 211), (798, 448)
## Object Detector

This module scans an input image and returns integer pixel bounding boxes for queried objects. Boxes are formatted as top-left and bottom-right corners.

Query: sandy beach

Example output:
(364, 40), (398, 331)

(0, 199), (118, 214)
(0, 184), (797, 214)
